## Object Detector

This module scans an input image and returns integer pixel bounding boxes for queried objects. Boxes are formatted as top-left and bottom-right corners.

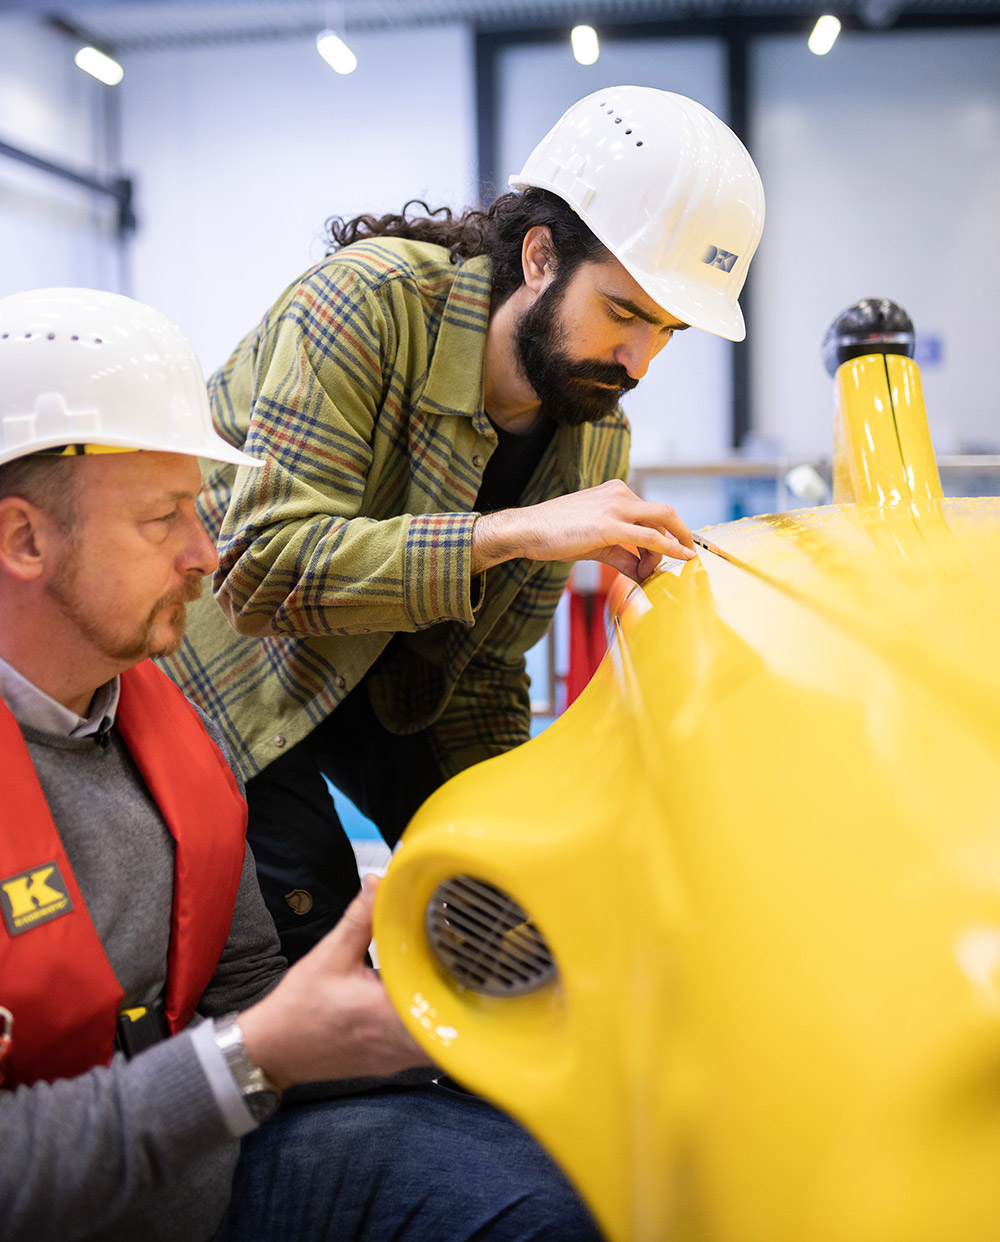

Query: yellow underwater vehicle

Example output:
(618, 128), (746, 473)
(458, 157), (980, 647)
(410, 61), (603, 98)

(374, 300), (1000, 1242)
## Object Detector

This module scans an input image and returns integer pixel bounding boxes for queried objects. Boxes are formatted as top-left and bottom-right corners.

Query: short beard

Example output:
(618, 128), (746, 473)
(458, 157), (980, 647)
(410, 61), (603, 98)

(515, 276), (638, 427)
(47, 543), (203, 664)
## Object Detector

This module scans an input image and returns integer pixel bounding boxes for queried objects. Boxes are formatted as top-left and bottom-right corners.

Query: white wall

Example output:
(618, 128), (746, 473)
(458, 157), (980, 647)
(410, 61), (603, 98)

(752, 28), (1000, 458)
(495, 37), (733, 466)
(4, 16), (999, 464)
(118, 25), (477, 375)
(0, 16), (122, 296)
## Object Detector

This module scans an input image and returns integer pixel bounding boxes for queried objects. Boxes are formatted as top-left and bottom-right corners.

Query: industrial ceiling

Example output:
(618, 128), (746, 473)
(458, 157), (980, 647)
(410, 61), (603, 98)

(6, 0), (1000, 52)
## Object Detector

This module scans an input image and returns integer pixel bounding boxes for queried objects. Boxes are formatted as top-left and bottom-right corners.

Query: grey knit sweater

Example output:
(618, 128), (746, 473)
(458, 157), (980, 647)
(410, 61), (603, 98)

(0, 716), (286, 1242)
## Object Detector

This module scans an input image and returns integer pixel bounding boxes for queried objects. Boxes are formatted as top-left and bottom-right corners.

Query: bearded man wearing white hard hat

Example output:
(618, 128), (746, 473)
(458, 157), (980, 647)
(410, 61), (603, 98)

(161, 86), (766, 962)
(0, 287), (606, 1242)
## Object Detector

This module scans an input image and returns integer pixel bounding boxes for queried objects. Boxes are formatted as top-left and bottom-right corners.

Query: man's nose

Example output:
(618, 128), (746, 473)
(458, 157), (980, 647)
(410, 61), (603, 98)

(614, 332), (660, 380)
(180, 514), (219, 577)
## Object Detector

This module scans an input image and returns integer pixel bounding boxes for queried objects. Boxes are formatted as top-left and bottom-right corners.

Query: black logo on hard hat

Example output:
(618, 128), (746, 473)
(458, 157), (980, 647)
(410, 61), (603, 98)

(702, 245), (738, 272)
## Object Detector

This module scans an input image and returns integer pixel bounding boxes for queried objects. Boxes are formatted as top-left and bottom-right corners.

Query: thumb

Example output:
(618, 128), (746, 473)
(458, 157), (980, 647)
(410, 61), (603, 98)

(313, 875), (378, 972)
(596, 545), (644, 583)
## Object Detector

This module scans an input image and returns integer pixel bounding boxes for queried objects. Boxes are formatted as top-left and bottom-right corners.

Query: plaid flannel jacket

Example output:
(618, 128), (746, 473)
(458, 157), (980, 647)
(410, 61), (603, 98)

(160, 238), (630, 780)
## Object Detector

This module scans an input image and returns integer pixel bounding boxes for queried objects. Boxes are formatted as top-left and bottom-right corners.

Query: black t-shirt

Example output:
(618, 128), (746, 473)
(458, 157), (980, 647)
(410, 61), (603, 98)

(474, 417), (556, 514)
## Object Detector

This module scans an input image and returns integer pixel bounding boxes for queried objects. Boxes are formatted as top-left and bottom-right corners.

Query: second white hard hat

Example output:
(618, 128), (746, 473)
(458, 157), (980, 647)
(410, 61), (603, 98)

(0, 287), (261, 468)
(509, 86), (765, 342)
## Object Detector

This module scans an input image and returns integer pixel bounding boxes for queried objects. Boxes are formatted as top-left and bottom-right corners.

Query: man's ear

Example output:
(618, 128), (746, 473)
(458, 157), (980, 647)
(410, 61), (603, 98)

(0, 497), (49, 582)
(521, 225), (557, 294)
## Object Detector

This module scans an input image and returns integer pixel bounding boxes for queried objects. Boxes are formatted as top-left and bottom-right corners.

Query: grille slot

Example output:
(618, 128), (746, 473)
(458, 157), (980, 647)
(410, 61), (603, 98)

(425, 876), (558, 997)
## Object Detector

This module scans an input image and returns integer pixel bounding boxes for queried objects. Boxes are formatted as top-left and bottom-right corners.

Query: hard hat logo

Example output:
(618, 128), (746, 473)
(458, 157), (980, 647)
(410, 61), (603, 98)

(702, 245), (739, 273)
(509, 85), (765, 341)
(0, 288), (262, 470)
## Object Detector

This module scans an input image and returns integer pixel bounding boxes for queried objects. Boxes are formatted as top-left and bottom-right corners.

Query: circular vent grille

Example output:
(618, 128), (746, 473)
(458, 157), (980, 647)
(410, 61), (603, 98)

(425, 876), (558, 997)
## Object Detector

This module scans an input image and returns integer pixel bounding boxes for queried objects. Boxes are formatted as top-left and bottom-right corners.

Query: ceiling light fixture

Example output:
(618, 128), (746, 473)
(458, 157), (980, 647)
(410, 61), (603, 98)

(808, 14), (842, 54)
(74, 45), (124, 85)
(571, 25), (600, 66)
(316, 29), (357, 74)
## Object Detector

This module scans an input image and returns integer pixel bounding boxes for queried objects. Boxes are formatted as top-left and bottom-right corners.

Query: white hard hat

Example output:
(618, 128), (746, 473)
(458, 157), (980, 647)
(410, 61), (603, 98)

(0, 287), (261, 468)
(509, 86), (765, 341)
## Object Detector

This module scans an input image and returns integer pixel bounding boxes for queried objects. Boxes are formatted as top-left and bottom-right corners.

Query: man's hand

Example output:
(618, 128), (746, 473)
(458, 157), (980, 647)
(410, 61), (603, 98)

(237, 876), (432, 1090)
(470, 479), (696, 583)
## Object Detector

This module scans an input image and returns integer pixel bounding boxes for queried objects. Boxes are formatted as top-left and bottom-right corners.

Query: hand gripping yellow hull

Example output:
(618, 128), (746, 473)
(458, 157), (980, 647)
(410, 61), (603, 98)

(374, 351), (1000, 1242)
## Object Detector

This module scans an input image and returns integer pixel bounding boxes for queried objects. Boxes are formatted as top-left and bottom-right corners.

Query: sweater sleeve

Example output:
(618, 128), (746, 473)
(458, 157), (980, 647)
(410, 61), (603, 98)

(212, 270), (479, 640)
(196, 844), (286, 1014)
(188, 706), (286, 1010)
(0, 1030), (236, 1242)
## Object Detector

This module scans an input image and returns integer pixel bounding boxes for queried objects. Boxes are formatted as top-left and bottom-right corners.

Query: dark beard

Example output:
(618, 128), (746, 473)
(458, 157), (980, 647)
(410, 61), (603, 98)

(515, 279), (639, 427)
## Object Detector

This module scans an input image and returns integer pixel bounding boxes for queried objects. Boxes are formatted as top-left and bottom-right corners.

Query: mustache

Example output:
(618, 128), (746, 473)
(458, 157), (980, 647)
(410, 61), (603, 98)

(566, 360), (639, 392)
(157, 576), (205, 611)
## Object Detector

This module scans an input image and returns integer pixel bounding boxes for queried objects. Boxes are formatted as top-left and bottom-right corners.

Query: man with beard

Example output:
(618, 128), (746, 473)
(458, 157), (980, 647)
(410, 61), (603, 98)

(0, 286), (604, 1242)
(162, 86), (765, 961)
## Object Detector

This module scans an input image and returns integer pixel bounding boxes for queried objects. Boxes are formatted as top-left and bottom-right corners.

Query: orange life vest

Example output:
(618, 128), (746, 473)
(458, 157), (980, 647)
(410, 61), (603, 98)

(0, 661), (247, 1088)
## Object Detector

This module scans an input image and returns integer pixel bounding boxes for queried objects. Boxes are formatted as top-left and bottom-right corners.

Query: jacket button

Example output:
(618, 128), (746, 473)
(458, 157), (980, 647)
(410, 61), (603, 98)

(334, 675), (346, 690)
(274, 734), (286, 748)
(473, 454), (484, 468)
(284, 889), (313, 915)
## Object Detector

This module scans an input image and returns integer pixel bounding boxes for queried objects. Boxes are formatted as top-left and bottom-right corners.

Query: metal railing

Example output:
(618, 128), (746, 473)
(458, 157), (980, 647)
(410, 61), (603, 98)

(632, 455), (1000, 509)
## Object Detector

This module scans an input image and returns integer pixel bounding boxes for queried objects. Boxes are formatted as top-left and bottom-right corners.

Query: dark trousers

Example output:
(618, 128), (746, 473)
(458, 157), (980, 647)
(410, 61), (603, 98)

(245, 687), (444, 963)
(214, 1083), (604, 1242)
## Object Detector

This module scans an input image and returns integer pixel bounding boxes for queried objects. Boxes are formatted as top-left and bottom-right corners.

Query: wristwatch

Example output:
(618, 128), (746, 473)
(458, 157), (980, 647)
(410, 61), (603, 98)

(213, 1013), (282, 1124)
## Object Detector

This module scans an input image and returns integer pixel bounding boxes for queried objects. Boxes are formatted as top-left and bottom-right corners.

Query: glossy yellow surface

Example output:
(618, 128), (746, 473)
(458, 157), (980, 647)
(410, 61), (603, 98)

(374, 353), (1000, 1242)
(832, 353), (942, 507)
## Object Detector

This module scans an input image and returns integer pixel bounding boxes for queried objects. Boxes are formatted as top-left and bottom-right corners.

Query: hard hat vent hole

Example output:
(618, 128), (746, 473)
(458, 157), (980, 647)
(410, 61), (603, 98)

(425, 876), (558, 997)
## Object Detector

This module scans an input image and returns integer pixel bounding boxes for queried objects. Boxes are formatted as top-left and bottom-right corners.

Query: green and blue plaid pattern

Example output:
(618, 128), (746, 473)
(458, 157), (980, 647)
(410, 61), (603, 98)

(160, 239), (629, 780)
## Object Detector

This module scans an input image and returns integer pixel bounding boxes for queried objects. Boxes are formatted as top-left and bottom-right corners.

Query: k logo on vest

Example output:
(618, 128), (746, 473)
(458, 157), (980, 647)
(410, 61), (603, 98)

(1, 863), (74, 936)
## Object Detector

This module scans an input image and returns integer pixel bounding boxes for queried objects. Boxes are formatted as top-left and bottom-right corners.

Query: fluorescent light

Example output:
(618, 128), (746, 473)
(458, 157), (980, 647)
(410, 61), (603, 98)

(571, 25), (600, 66)
(316, 30), (357, 74)
(808, 14), (842, 54)
(74, 46), (124, 85)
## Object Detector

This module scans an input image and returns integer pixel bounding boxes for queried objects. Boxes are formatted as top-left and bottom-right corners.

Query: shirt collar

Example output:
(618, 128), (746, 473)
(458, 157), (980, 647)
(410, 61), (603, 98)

(0, 653), (120, 739)
(417, 253), (493, 432)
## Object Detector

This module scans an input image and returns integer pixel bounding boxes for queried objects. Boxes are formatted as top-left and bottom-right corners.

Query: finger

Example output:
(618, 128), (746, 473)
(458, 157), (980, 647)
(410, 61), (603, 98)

(663, 509), (694, 551)
(619, 522), (696, 562)
(313, 882), (377, 972)
(596, 546), (644, 582)
(630, 508), (695, 553)
(634, 547), (664, 580)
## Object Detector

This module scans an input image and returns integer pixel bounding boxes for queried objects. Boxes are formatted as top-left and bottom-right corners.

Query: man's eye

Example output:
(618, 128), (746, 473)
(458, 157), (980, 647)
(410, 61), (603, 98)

(607, 306), (632, 324)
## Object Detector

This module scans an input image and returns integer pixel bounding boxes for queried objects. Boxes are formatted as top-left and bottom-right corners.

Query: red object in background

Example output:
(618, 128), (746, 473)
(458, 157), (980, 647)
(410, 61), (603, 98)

(565, 562), (620, 707)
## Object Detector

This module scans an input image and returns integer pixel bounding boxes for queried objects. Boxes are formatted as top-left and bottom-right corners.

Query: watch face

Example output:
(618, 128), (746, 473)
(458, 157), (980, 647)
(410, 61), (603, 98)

(214, 1016), (282, 1125)
(244, 1086), (281, 1123)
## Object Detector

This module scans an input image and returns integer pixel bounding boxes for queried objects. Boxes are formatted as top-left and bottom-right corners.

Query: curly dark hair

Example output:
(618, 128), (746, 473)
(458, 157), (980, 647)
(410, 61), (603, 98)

(324, 189), (612, 306)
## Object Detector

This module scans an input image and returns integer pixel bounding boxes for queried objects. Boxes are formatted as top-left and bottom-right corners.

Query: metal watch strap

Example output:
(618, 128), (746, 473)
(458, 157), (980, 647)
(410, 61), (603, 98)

(213, 1013), (282, 1124)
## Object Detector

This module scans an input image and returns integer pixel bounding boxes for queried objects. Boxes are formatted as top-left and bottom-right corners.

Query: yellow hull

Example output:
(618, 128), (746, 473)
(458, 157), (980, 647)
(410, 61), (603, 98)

(375, 353), (1000, 1242)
